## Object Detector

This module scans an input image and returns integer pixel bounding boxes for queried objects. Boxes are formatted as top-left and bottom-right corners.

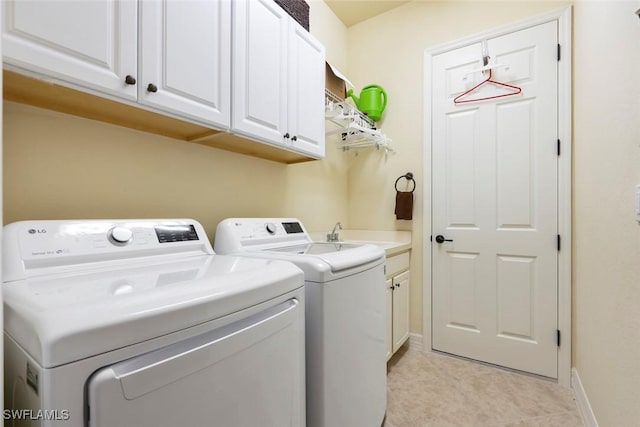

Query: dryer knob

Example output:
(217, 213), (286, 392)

(265, 223), (277, 235)
(108, 227), (133, 246)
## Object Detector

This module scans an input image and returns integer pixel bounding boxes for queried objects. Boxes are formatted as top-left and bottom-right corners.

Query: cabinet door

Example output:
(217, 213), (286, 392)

(386, 278), (393, 361)
(139, 0), (230, 128)
(392, 270), (410, 353)
(287, 22), (325, 158)
(2, 0), (137, 100)
(232, 0), (288, 145)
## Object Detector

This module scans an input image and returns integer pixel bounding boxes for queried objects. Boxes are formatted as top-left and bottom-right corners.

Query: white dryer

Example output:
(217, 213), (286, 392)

(215, 218), (387, 427)
(3, 219), (305, 427)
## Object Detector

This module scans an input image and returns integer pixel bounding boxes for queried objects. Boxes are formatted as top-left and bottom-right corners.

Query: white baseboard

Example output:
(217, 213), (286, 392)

(408, 333), (423, 352)
(571, 368), (599, 427)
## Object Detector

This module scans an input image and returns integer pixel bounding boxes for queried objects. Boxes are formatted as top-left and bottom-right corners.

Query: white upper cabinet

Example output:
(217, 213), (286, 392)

(2, 0), (138, 100)
(233, 0), (325, 158)
(139, 0), (231, 128)
(287, 24), (325, 157)
(3, 0), (230, 128)
(3, 0), (325, 162)
(232, 0), (288, 145)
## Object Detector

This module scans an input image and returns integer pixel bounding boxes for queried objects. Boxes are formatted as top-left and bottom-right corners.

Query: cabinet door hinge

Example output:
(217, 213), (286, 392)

(557, 139), (561, 156)
(557, 44), (561, 61)
(557, 329), (561, 347)
(557, 235), (561, 251)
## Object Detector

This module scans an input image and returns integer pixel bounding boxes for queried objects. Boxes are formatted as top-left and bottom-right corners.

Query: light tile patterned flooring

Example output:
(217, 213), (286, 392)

(383, 346), (584, 427)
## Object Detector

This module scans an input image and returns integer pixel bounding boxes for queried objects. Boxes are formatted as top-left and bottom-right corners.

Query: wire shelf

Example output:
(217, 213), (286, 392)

(324, 89), (393, 156)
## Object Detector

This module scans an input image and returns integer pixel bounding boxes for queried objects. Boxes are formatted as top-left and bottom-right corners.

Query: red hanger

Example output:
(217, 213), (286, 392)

(453, 68), (522, 104)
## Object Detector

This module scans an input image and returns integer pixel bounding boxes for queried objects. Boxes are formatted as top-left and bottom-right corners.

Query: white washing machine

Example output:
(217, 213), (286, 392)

(3, 219), (306, 427)
(215, 218), (387, 427)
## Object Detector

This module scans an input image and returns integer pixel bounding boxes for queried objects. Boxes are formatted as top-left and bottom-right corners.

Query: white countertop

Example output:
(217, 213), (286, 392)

(308, 230), (411, 257)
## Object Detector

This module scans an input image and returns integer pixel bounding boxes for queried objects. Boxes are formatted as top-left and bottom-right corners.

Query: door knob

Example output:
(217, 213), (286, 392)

(435, 235), (453, 244)
(147, 83), (158, 93)
(124, 75), (136, 85)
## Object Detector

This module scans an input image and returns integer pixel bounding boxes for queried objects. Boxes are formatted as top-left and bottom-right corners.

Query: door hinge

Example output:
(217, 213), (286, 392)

(557, 44), (561, 61)
(557, 139), (561, 156)
(557, 234), (561, 251)
(557, 329), (561, 347)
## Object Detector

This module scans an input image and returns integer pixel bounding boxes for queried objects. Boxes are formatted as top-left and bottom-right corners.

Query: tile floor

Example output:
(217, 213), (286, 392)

(383, 346), (584, 427)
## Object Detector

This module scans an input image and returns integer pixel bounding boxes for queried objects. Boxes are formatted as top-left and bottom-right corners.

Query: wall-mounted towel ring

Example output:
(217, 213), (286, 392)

(395, 172), (416, 192)
(395, 172), (415, 220)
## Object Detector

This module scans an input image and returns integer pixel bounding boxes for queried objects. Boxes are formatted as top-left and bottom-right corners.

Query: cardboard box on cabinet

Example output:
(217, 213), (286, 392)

(325, 62), (347, 100)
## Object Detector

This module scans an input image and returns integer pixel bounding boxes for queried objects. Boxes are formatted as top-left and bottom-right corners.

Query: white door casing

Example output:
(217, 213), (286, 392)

(425, 8), (572, 383)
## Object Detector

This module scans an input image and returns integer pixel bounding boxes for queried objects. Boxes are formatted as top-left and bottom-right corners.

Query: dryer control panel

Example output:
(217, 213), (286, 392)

(3, 219), (214, 282)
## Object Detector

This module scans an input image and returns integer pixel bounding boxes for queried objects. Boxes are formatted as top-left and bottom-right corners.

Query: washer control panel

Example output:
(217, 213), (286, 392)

(214, 218), (310, 253)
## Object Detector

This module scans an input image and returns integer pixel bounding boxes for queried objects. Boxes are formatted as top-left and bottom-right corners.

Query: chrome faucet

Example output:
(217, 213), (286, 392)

(327, 222), (343, 242)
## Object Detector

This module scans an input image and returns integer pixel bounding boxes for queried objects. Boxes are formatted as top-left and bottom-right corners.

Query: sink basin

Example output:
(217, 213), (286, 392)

(308, 231), (411, 256)
(340, 240), (399, 250)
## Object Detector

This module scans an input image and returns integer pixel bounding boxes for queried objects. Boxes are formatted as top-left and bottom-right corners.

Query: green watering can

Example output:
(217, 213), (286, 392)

(347, 84), (387, 122)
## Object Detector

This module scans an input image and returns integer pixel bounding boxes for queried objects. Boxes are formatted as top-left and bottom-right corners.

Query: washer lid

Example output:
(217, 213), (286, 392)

(270, 242), (363, 255)
(255, 243), (384, 281)
(3, 255), (303, 368)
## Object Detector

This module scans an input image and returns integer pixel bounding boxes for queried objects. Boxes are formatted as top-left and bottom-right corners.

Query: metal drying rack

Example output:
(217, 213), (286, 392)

(324, 89), (393, 156)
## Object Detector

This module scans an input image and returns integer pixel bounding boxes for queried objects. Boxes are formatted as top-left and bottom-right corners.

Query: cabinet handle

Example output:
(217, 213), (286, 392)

(147, 83), (158, 93)
(283, 133), (290, 139)
(396, 284), (401, 288)
(124, 75), (136, 85)
(291, 136), (297, 141)
(389, 286), (395, 290)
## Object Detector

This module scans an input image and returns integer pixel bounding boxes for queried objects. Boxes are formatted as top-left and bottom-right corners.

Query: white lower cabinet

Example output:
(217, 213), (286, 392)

(385, 278), (394, 361)
(386, 252), (411, 360)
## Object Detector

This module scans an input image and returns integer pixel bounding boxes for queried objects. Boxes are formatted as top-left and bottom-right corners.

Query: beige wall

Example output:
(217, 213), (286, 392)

(347, 1), (640, 425)
(3, 1), (350, 240)
(572, 2), (640, 425)
(345, 0), (566, 336)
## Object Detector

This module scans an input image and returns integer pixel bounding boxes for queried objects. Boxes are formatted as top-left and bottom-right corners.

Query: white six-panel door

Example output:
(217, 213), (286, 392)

(431, 21), (559, 378)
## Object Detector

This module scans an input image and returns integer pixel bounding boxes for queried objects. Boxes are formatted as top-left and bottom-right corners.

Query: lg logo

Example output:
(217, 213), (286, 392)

(28, 229), (47, 234)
